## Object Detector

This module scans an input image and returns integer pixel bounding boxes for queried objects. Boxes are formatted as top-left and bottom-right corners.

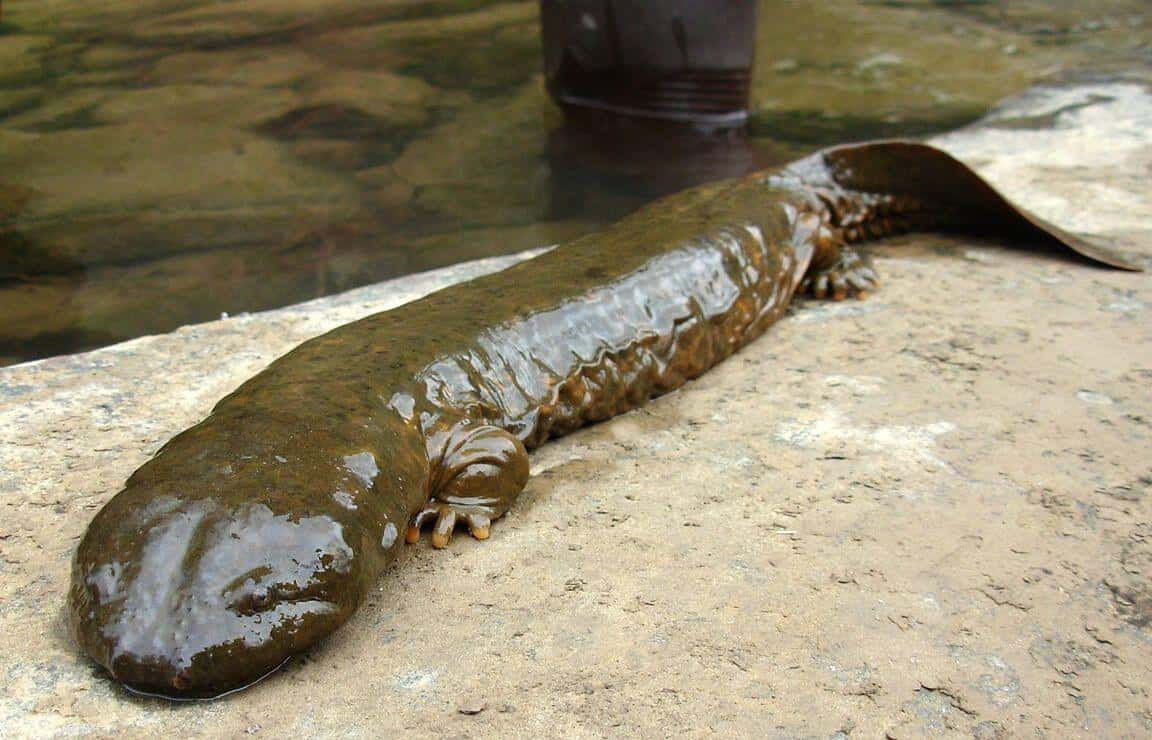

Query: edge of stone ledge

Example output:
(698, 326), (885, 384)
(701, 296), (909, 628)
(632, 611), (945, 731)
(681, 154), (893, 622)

(8, 246), (554, 372)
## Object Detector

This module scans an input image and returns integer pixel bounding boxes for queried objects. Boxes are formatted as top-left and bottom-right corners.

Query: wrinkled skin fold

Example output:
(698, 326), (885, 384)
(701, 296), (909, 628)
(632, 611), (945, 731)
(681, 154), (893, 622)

(69, 141), (1141, 700)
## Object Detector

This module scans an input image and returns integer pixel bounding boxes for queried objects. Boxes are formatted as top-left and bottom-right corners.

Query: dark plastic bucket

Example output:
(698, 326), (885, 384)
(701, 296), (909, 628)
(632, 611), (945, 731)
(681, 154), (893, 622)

(540, 0), (758, 128)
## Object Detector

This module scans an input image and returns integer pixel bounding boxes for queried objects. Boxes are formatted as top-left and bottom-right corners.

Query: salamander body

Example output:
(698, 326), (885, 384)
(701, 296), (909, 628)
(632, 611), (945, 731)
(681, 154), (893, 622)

(68, 142), (1140, 699)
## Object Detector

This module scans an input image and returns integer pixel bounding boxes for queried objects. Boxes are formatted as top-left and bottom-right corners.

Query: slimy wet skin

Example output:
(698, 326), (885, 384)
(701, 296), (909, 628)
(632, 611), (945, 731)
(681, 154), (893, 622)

(68, 142), (1140, 700)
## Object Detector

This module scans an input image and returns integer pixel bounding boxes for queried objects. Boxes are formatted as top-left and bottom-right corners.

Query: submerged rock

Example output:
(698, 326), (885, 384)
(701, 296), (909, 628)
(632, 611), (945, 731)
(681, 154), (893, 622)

(1, 124), (359, 273)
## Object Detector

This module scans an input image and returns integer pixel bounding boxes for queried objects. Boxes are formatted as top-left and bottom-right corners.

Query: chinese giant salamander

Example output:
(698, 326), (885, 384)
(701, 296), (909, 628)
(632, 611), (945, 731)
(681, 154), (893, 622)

(69, 141), (1141, 699)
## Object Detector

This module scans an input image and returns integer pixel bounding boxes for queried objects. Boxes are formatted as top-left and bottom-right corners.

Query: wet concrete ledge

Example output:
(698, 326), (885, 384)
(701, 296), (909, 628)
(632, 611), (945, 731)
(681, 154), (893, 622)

(1, 80), (1150, 736)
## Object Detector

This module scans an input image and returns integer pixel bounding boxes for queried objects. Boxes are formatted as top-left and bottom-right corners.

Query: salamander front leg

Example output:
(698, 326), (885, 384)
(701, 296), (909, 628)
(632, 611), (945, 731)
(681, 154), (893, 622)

(801, 245), (880, 300)
(407, 424), (530, 549)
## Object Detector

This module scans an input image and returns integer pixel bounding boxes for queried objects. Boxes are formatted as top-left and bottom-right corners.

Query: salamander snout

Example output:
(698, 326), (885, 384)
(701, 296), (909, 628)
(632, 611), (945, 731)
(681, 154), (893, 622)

(69, 495), (362, 699)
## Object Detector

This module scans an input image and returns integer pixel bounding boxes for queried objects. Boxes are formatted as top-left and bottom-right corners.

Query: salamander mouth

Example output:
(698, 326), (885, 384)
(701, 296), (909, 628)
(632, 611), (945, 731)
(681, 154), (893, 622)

(91, 596), (346, 699)
(110, 651), (295, 701)
(120, 657), (293, 702)
(70, 497), (361, 699)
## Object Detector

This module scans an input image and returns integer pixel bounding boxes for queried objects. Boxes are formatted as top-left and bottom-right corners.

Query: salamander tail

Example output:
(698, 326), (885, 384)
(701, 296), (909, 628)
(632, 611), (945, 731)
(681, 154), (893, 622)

(796, 140), (1143, 272)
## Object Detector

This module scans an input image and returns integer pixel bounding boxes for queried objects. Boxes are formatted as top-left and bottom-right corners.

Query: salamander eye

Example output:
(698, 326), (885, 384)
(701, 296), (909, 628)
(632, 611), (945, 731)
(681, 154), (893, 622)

(229, 587), (277, 615)
(250, 588), (273, 610)
(276, 584), (300, 600)
(227, 578), (316, 615)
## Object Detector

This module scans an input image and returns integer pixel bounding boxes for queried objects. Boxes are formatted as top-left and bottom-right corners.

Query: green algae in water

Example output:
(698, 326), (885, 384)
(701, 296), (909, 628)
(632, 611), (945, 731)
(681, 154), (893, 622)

(748, 106), (987, 148)
(0, 0), (1149, 364)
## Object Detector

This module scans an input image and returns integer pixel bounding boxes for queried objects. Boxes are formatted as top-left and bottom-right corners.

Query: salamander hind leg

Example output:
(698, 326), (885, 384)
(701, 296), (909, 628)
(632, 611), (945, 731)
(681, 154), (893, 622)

(407, 424), (530, 549)
(801, 245), (880, 301)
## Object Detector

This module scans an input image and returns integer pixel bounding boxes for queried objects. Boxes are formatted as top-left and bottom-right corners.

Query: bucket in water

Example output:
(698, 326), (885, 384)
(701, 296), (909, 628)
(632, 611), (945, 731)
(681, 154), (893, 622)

(539, 0), (758, 129)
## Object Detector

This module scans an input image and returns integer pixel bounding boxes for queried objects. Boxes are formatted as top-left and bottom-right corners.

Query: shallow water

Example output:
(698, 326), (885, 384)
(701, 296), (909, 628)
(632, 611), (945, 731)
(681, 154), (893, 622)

(0, 0), (1147, 364)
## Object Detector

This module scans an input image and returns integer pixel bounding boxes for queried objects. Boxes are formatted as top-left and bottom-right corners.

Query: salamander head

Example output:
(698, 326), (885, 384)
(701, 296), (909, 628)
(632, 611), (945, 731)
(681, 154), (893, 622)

(69, 493), (363, 699)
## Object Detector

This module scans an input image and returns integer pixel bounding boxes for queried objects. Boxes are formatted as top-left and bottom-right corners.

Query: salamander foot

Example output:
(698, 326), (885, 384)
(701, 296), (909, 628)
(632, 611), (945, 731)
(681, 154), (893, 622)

(802, 246), (880, 300)
(406, 501), (497, 549)
(406, 424), (530, 549)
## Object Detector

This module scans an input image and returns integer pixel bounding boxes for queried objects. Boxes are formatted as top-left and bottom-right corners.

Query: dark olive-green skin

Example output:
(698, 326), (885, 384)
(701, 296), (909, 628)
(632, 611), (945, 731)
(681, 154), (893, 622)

(68, 142), (1140, 700)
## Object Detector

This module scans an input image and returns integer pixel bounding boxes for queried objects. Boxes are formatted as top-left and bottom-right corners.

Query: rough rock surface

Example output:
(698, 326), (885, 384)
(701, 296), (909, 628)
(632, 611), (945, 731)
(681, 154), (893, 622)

(1, 81), (1150, 737)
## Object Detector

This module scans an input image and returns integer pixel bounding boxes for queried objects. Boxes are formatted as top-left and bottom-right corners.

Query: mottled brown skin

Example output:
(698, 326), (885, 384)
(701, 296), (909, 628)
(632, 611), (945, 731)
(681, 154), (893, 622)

(68, 142), (1141, 700)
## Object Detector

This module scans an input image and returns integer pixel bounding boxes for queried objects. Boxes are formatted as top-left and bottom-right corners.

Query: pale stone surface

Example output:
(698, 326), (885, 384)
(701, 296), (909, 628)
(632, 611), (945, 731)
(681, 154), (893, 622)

(1, 81), (1150, 736)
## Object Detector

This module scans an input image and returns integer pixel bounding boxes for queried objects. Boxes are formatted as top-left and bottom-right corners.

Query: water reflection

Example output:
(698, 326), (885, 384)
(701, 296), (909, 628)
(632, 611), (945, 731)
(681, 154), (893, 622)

(546, 113), (786, 224)
(0, 0), (1146, 365)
